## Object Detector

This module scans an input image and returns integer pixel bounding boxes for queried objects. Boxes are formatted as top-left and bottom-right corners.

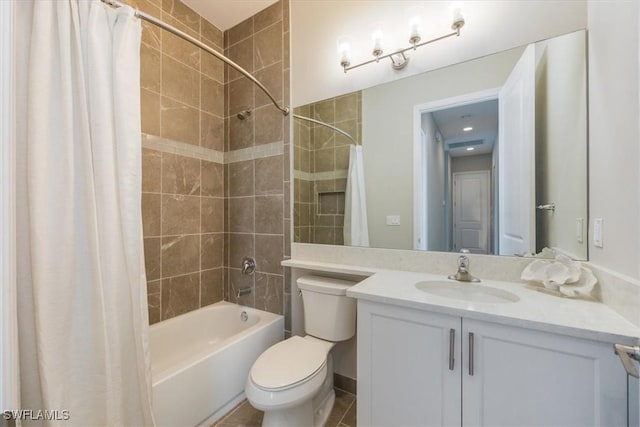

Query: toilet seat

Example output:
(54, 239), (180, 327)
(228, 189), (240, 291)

(250, 336), (327, 392)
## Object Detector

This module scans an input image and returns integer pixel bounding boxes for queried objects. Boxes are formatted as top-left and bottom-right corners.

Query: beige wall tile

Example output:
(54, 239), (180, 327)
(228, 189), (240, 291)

(229, 114), (254, 150)
(228, 268), (254, 306)
(140, 44), (160, 92)
(313, 99), (335, 123)
(229, 197), (254, 233)
(142, 193), (161, 236)
(254, 23), (282, 70)
(162, 55), (200, 108)
(162, 152), (201, 195)
(229, 233), (254, 268)
(141, 89), (160, 136)
(201, 76), (224, 116)
(201, 161), (224, 197)
(147, 280), (161, 324)
(201, 112), (224, 151)
(201, 197), (224, 233)
(163, 30), (201, 70)
(227, 17), (253, 47)
(335, 93), (359, 122)
(161, 0), (200, 34)
(229, 160), (254, 196)
(201, 268), (224, 306)
(201, 233), (224, 269)
(141, 21), (161, 50)
(255, 272), (283, 314)
(255, 61), (283, 108)
(162, 194), (200, 235)
(254, 105), (283, 145)
(144, 237), (161, 280)
(201, 17), (223, 48)
(255, 155), (283, 195)
(254, 2), (282, 33)
(255, 234), (284, 275)
(201, 52), (224, 82)
(142, 148), (161, 193)
(228, 78), (254, 116)
(255, 195), (284, 234)
(227, 38), (254, 82)
(314, 148), (335, 173)
(161, 272), (200, 319)
(160, 97), (200, 146)
(161, 234), (200, 277)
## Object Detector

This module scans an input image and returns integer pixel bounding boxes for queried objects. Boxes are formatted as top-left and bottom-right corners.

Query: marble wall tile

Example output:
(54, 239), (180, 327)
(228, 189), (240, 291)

(227, 17), (254, 47)
(201, 76), (224, 117)
(161, 0), (200, 34)
(255, 155), (283, 195)
(160, 97), (200, 146)
(201, 161), (224, 197)
(162, 153), (201, 195)
(229, 160), (255, 196)
(254, 104), (283, 145)
(229, 233), (255, 269)
(140, 44), (161, 92)
(254, 61), (283, 108)
(161, 272), (200, 319)
(229, 114), (255, 150)
(161, 234), (200, 277)
(161, 55), (200, 108)
(254, 1), (282, 33)
(229, 197), (255, 233)
(227, 38), (254, 82)
(201, 233), (224, 269)
(201, 197), (224, 233)
(255, 195), (284, 234)
(162, 194), (200, 235)
(144, 237), (161, 281)
(255, 234), (284, 275)
(147, 280), (161, 324)
(142, 148), (161, 193)
(201, 268), (225, 306)
(201, 17), (223, 48)
(200, 112), (224, 151)
(141, 89), (160, 135)
(255, 273), (283, 314)
(163, 30), (200, 70)
(142, 193), (161, 237)
(254, 23), (282, 70)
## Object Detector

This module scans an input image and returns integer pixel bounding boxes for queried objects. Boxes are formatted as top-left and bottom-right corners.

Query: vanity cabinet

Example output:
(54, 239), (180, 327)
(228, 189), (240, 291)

(357, 301), (628, 427)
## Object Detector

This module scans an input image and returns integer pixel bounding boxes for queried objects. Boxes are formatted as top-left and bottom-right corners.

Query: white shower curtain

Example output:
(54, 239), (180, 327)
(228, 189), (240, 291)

(15, 1), (155, 425)
(344, 145), (370, 247)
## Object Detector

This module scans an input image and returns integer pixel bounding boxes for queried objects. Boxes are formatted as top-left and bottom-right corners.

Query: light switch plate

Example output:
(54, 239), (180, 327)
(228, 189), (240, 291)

(576, 218), (583, 244)
(386, 215), (401, 226)
(593, 218), (603, 248)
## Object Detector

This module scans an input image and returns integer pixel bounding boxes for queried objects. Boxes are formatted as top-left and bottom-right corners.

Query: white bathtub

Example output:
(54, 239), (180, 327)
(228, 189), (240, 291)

(150, 301), (283, 427)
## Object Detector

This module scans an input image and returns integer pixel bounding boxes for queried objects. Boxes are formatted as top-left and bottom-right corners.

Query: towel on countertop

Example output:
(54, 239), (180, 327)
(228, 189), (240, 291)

(521, 251), (597, 297)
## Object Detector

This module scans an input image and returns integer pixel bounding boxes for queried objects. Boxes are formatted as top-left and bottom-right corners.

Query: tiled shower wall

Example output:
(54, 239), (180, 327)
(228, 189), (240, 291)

(135, 0), (226, 324)
(293, 92), (362, 246)
(223, 0), (291, 328)
(137, 0), (291, 326)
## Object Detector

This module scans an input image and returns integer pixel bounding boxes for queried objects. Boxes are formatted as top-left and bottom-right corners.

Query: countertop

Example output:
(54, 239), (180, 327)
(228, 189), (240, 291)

(283, 259), (640, 344)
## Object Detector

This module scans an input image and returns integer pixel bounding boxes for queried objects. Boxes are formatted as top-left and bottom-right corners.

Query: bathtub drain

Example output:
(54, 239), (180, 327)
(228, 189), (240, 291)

(240, 311), (248, 322)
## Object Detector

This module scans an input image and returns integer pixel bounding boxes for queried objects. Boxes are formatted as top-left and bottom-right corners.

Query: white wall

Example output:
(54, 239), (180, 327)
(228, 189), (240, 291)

(451, 153), (493, 174)
(588, 0), (640, 279)
(535, 31), (587, 260)
(291, 1), (586, 107)
(362, 48), (522, 250)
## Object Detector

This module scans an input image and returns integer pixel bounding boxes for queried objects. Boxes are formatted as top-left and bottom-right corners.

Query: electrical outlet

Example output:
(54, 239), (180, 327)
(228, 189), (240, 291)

(386, 215), (401, 226)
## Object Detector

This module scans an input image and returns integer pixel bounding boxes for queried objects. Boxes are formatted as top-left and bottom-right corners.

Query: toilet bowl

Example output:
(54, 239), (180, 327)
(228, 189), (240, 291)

(245, 276), (357, 427)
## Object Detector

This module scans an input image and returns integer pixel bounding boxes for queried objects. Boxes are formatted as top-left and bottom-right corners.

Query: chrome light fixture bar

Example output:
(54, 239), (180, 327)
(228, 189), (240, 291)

(340, 7), (465, 74)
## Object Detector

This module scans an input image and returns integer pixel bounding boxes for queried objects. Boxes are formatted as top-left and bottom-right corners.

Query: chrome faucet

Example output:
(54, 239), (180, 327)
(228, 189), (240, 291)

(448, 249), (481, 282)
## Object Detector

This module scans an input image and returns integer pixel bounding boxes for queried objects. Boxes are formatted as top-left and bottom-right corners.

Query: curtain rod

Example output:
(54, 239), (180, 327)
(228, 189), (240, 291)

(293, 114), (359, 145)
(101, 0), (290, 116)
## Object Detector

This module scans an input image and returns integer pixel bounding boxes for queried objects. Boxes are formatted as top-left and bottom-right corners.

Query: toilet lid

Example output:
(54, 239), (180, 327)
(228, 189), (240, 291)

(250, 336), (327, 391)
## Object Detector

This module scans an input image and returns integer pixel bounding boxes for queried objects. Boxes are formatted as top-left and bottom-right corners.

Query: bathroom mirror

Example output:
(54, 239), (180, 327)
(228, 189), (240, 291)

(293, 30), (588, 260)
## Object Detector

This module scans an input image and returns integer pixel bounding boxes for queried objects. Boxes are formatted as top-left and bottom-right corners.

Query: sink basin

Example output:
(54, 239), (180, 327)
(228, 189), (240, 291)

(415, 280), (520, 304)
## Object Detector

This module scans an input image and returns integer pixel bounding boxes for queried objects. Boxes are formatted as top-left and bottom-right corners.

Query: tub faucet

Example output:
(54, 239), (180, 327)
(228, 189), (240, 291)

(448, 249), (481, 283)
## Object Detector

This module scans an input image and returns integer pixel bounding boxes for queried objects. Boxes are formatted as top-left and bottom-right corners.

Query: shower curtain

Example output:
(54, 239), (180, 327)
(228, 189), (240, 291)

(14, 1), (155, 425)
(344, 145), (370, 247)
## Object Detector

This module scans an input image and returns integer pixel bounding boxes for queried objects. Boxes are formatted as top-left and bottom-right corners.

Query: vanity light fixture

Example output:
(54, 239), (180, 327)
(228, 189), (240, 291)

(339, 2), (466, 73)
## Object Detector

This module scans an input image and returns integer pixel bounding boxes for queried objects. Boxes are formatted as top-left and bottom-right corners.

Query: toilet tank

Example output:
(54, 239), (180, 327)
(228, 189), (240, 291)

(297, 276), (357, 341)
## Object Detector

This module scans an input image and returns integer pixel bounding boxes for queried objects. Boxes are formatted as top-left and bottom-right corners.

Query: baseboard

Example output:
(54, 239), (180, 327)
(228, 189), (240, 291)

(333, 373), (357, 395)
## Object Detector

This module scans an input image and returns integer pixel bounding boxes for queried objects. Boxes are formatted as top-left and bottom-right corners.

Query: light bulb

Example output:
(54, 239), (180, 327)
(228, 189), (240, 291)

(337, 36), (352, 68)
(409, 16), (422, 45)
(371, 29), (384, 57)
(451, 1), (465, 31)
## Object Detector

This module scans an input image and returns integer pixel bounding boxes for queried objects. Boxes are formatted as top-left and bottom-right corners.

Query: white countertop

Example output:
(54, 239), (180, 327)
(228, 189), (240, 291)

(283, 259), (640, 344)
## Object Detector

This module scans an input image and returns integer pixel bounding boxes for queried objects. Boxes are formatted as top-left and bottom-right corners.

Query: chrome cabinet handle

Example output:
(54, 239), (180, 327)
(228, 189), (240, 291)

(536, 203), (556, 212)
(469, 332), (475, 376)
(449, 329), (455, 371)
(614, 343), (640, 378)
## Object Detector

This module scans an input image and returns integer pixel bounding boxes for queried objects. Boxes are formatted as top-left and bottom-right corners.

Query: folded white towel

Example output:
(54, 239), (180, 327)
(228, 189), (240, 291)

(521, 252), (596, 297)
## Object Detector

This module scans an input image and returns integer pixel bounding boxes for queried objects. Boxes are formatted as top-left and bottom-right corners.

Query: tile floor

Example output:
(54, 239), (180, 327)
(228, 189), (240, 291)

(213, 388), (356, 427)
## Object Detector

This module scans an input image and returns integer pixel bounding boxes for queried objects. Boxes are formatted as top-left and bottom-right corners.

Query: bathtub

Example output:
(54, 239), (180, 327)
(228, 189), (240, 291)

(150, 301), (283, 427)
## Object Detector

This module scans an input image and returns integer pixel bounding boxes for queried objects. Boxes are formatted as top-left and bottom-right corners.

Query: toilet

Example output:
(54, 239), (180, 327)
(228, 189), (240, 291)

(245, 275), (357, 427)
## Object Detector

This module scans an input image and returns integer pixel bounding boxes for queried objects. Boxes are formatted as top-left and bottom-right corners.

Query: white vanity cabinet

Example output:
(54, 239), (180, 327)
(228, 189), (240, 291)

(357, 300), (629, 427)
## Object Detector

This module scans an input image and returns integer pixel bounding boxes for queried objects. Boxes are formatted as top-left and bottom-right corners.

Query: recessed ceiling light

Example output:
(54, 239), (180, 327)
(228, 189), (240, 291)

(466, 147), (475, 151)
(463, 126), (473, 132)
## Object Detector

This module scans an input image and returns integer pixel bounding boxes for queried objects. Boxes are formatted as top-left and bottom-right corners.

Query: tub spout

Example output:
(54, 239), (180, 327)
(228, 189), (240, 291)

(236, 287), (252, 298)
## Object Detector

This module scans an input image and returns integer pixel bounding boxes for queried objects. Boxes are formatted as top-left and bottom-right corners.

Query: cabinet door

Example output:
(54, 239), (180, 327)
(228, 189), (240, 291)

(462, 319), (628, 426)
(357, 301), (461, 427)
